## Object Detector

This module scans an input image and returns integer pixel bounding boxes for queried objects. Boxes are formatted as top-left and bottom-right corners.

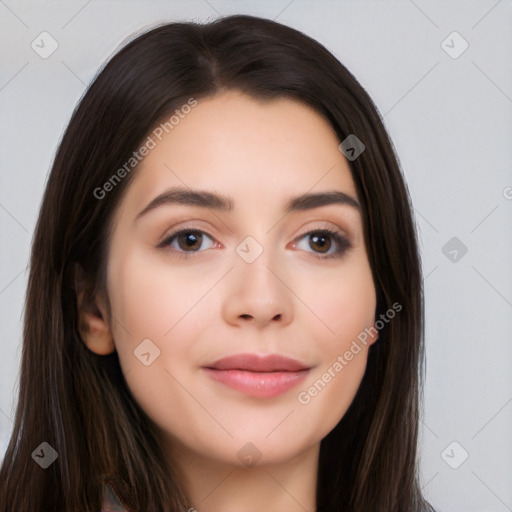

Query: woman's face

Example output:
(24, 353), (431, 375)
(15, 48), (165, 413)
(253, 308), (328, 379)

(104, 89), (378, 469)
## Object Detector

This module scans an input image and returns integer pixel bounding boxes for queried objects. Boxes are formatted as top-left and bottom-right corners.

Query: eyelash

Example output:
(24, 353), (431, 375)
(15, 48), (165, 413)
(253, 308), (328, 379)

(157, 227), (352, 260)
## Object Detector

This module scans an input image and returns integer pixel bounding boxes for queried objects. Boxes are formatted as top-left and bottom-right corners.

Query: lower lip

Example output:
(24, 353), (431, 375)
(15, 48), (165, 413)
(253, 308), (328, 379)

(202, 368), (310, 398)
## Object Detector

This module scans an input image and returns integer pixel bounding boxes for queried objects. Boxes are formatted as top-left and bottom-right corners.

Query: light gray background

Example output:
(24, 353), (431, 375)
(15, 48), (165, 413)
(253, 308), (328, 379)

(1, 1), (511, 510)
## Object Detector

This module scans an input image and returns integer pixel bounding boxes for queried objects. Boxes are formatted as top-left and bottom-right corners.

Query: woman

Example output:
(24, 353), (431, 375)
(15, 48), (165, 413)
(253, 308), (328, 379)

(0, 14), (435, 511)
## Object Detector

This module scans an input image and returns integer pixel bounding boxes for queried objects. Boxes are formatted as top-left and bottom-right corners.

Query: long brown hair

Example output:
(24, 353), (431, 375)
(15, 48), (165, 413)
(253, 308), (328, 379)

(0, 15), (434, 511)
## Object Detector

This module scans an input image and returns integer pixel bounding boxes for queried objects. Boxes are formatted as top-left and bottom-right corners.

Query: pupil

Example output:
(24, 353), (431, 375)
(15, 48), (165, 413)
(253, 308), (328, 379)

(311, 233), (330, 253)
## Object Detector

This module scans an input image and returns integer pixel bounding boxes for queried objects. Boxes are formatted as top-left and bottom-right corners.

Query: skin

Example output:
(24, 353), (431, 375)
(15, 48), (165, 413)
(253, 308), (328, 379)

(80, 89), (378, 511)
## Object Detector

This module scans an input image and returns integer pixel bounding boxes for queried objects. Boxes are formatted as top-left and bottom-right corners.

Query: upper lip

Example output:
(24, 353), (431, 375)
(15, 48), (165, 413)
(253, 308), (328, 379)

(204, 353), (310, 372)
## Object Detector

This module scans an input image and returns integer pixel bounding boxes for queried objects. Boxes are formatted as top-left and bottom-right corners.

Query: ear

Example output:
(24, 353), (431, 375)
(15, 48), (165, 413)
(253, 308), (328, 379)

(368, 327), (379, 346)
(75, 266), (115, 355)
(365, 320), (380, 347)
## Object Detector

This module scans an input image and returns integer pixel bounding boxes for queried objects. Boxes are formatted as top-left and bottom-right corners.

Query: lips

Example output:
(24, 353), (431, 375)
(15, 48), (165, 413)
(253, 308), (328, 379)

(202, 353), (311, 398)
(204, 353), (310, 372)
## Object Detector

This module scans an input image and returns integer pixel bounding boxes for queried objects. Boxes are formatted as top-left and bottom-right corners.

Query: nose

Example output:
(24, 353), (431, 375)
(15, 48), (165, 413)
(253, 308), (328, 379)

(221, 247), (293, 329)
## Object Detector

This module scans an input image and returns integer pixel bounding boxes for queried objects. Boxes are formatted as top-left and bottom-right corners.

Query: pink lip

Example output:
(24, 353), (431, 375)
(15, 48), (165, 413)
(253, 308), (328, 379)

(202, 368), (310, 398)
(202, 353), (311, 398)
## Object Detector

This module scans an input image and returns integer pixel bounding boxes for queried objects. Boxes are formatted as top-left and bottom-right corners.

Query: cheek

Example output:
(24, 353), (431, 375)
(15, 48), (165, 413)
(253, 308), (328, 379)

(294, 288), (375, 442)
(284, 261), (376, 437)
(107, 246), (217, 346)
(105, 248), (216, 430)
(293, 350), (369, 450)
(106, 245), (227, 382)
(297, 261), (376, 344)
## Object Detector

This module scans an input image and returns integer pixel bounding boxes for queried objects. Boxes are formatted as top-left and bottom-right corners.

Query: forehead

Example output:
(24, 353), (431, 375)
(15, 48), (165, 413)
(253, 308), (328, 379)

(117, 90), (359, 218)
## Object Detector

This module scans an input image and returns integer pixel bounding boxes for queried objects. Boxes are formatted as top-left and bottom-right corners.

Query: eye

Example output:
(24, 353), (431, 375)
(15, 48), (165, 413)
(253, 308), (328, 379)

(294, 229), (351, 259)
(157, 227), (351, 260)
(157, 229), (215, 256)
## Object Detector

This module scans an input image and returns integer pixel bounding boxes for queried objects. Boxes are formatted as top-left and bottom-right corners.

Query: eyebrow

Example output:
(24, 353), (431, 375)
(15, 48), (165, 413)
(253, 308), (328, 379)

(135, 186), (360, 220)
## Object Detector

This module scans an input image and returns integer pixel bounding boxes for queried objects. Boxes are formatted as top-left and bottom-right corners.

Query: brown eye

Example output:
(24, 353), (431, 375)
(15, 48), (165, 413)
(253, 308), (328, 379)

(176, 231), (203, 251)
(309, 232), (331, 253)
(294, 229), (351, 259)
(158, 229), (215, 254)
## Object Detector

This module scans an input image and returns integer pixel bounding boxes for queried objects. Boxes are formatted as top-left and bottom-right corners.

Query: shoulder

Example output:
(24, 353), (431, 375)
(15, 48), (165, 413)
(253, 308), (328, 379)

(100, 482), (130, 512)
